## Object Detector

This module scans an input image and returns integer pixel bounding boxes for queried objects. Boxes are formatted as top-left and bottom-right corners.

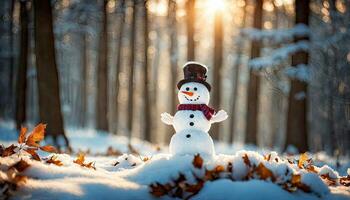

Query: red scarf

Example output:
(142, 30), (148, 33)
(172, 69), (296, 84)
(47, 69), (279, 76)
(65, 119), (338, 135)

(177, 104), (215, 120)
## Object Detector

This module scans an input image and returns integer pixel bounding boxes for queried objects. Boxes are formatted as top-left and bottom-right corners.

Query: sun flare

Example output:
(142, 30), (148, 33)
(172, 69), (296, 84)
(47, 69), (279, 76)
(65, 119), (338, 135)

(204, 0), (226, 13)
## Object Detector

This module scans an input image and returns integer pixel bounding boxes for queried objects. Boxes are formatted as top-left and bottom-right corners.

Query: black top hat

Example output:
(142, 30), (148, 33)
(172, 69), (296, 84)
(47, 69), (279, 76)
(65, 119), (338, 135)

(177, 62), (211, 91)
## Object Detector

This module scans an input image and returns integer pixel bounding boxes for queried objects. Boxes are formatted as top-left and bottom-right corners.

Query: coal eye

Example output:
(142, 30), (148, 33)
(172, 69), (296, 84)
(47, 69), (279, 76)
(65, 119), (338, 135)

(194, 87), (197, 91)
(186, 87), (190, 91)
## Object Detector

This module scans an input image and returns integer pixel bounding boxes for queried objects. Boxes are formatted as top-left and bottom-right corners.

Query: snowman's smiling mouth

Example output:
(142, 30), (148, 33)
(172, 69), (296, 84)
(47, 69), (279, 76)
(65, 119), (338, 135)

(184, 95), (201, 102)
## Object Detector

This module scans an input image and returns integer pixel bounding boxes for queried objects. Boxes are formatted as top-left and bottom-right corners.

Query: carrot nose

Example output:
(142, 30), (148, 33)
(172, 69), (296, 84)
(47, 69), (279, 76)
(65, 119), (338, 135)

(181, 91), (194, 96)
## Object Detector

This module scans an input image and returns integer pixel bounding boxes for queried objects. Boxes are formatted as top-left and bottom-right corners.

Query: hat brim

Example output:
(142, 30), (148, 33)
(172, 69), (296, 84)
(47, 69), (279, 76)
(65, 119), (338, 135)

(177, 79), (211, 92)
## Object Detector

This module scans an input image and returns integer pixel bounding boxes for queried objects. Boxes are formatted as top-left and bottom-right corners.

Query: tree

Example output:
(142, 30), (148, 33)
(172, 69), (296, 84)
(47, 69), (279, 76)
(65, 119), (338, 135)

(229, 0), (247, 143)
(211, 10), (224, 140)
(96, 0), (109, 131)
(9, 0), (15, 117)
(142, 0), (151, 142)
(245, 0), (263, 145)
(114, 0), (126, 134)
(80, 32), (88, 127)
(285, 0), (310, 152)
(166, 0), (179, 142)
(33, 0), (69, 149)
(15, 0), (29, 130)
(186, 0), (195, 60)
(128, 0), (137, 138)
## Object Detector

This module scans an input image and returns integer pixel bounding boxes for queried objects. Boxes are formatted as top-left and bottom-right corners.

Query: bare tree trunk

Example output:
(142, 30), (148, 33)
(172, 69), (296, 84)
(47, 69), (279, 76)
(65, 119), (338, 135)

(142, 1), (151, 142)
(15, 0), (28, 130)
(114, 0), (126, 134)
(211, 11), (223, 141)
(80, 32), (88, 127)
(326, 0), (338, 155)
(96, 0), (109, 131)
(33, 0), (69, 149)
(166, 0), (178, 142)
(245, 0), (263, 145)
(9, 0), (15, 118)
(186, 0), (195, 60)
(229, 1), (247, 143)
(128, 0), (137, 139)
(285, 0), (310, 152)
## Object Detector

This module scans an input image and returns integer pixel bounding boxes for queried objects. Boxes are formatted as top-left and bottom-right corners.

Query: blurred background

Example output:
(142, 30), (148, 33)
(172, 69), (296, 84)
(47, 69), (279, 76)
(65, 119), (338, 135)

(0, 0), (349, 156)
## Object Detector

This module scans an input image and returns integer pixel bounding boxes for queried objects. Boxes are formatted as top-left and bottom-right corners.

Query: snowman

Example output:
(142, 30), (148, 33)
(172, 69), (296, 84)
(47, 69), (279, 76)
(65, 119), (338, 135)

(161, 62), (228, 157)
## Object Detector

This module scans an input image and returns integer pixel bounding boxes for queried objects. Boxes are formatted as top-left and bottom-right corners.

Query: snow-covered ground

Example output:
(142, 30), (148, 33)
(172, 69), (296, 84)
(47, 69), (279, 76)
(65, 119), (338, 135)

(1, 124), (349, 200)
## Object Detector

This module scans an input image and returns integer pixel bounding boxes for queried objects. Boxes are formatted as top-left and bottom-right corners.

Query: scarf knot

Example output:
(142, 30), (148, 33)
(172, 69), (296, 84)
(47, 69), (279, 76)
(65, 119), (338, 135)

(177, 104), (215, 120)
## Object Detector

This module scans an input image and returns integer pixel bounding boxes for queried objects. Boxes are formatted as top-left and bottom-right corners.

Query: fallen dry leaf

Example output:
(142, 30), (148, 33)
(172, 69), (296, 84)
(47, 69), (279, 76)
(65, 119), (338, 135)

(40, 145), (57, 153)
(298, 153), (308, 169)
(18, 127), (27, 144)
(242, 154), (251, 167)
(25, 148), (40, 161)
(46, 155), (63, 166)
(26, 123), (46, 147)
(192, 154), (203, 169)
(9, 159), (30, 172)
(255, 163), (275, 181)
(1, 144), (17, 157)
(339, 176), (350, 187)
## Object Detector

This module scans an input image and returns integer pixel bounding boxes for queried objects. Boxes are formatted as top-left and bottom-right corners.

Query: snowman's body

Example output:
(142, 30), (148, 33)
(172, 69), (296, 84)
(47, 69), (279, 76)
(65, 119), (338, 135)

(161, 78), (228, 157)
(173, 110), (211, 132)
(169, 129), (215, 156)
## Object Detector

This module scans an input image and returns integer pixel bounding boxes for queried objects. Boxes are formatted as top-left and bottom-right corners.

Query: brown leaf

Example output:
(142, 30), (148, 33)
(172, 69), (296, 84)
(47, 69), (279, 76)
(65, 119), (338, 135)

(9, 159), (30, 172)
(227, 162), (233, 173)
(205, 165), (225, 181)
(339, 176), (350, 187)
(298, 153), (308, 169)
(26, 123), (46, 147)
(46, 155), (63, 166)
(255, 163), (276, 181)
(242, 154), (251, 167)
(40, 145), (57, 153)
(192, 154), (203, 169)
(25, 148), (41, 161)
(12, 174), (28, 184)
(74, 154), (95, 170)
(214, 165), (225, 173)
(291, 174), (301, 185)
(150, 182), (168, 197)
(18, 127), (27, 144)
(85, 162), (96, 170)
(185, 180), (204, 193)
(291, 174), (311, 193)
(2, 144), (17, 157)
(320, 174), (336, 186)
(142, 156), (151, 162)
(305, 165), (317, 173)
(74, 153), (85, 165)
(264, 154), (271, 161)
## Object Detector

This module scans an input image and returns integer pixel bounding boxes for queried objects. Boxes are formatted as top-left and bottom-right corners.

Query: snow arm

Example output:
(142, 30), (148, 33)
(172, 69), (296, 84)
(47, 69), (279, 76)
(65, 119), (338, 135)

(160, 112), (174, 125)
(210, 110), (228, 123)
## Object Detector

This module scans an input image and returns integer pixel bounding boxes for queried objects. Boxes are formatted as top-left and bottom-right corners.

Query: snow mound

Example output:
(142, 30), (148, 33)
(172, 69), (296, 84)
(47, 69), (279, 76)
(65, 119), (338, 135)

(1, 150), (349, 200)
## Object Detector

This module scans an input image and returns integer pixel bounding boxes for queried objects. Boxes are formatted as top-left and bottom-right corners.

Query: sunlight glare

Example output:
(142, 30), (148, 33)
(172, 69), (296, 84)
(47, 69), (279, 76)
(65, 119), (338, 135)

(205, 0), (226, 13)
(148, 0), (168, 16)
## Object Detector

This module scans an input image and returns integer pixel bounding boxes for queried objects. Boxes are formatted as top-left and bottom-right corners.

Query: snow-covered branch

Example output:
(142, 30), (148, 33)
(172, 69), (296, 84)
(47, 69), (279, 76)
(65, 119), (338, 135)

(284, 64), (311, 82)
(249, 41), (310, 70)
(241, 24), (310, 44)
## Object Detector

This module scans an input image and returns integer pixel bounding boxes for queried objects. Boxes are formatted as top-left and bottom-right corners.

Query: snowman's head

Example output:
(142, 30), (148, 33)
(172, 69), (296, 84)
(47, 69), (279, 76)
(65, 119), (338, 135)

(178, 82), (210, 104)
